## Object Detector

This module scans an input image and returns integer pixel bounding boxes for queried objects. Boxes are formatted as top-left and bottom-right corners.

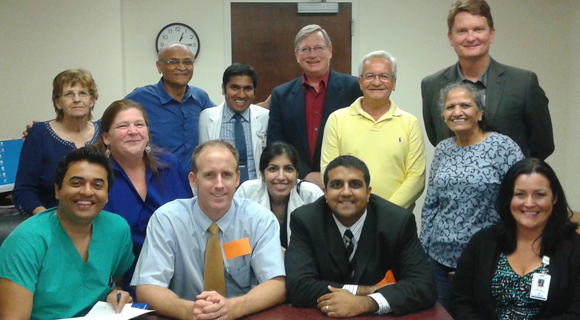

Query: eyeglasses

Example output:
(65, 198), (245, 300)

(361, 73), (393, 83)
(159, 59), (194, 66)
(297, 45), (328, 55)
(61, 90), (90, 100)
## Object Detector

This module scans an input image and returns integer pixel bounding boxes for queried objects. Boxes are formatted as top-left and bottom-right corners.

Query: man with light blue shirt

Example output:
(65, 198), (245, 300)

(132, 140), (285, 320)
(199, 63), (269, 184)
(125, 43), (215, 172)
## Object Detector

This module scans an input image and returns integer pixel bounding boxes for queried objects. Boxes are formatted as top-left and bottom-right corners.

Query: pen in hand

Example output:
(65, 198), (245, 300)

(117, 291), (121, 304)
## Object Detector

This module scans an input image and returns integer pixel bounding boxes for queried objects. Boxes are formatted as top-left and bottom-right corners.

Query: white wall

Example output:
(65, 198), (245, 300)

(0, 0), (123, 138)
(121, 0), (224, 101)
(0, 0), (578, 214)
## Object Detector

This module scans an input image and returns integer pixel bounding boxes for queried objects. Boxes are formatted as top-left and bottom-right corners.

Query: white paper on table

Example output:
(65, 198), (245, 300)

(57, 301), (153, 320)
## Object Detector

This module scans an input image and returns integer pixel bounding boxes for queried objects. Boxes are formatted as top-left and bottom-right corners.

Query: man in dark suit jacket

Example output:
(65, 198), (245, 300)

(285, 155), (437, 317)
(421, 0), (554, 160)
(267, 24), (362, 188)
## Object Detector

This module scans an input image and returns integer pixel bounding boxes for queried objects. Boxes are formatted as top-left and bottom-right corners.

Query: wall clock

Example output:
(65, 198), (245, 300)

(156, 23), (200, 58)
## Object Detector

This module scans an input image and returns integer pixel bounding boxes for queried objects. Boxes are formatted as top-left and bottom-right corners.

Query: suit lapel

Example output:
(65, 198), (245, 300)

(249, 105), (266, 171)
(484, 58), (505, 122)
(290, 79), (311, 160)
(208, 104), (224, 140)
(442, 64), (458, 83)
(324, 209), (352, 281)
(351, 207), (377, 283)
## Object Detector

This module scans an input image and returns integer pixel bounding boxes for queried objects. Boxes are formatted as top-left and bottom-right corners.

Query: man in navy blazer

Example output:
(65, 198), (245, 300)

(267, 24), (362, 188)
(285, 155), (436, 317)
(421, 0), (554, 159)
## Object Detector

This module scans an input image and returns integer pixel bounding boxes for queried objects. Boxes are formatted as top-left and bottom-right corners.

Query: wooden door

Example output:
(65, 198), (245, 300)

(231, 3), (353, 103)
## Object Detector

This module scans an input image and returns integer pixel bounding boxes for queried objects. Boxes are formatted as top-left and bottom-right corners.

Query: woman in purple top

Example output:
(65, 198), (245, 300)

(13, 69), (101, 215)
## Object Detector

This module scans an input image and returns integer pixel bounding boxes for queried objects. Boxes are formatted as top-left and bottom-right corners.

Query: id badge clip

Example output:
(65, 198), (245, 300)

(530, 255), (551, 301)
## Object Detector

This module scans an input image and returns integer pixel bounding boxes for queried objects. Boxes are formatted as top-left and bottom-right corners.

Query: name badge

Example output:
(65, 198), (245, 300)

(530, 273), (551, 301)
(223, 237), (252, 259)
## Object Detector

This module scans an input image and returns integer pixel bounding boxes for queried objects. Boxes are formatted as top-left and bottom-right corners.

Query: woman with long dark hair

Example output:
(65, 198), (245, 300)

(235, 141), (323, 249)
(452, 158), (580, 319)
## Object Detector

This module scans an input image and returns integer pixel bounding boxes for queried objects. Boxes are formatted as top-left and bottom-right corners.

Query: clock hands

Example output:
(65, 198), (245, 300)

(179, 33), (184, 41)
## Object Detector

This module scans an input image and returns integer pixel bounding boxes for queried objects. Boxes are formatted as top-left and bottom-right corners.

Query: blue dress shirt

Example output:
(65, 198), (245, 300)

(220, 105), (256, 179)
(131, 197), (285, 300)
(125, 78), (215, 172)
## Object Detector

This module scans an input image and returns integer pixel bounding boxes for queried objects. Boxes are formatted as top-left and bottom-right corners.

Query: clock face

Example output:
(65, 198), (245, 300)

(156, 23), (200, 58)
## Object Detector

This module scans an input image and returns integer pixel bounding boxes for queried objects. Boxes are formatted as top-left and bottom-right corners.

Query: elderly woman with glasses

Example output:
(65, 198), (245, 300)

(419, 82), (524, 310)
(13, 69), (101, 215)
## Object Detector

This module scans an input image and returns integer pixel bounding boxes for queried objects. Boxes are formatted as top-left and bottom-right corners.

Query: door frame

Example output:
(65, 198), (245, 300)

(223, 0), (359, 76)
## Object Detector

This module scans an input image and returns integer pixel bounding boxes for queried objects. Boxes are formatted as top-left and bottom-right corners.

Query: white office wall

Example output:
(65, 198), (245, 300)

(0, 0), (123, 138)
(561, 0), (580, 209)
(0, 0), (578, 212)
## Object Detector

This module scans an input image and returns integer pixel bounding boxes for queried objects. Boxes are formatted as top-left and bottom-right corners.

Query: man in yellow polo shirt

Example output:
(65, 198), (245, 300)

(320, 50), (425, 210)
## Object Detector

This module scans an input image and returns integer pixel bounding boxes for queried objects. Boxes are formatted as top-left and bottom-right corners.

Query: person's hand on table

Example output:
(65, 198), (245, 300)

(106, 288), (133, 314)
(194, 291), (229, 320)
(317, 286), (378, 318)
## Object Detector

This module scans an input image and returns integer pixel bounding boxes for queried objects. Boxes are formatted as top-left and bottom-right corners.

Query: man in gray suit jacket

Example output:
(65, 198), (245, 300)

(421, 0), (554, 160)
(199, 63), (268, 184)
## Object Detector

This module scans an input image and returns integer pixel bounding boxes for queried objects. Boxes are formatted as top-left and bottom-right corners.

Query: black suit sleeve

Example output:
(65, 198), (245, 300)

(421, 77), (439, 147)
(450, 232), (488, 320)
(545, 273), (580, 320)
(285, 211), (344, 308)
(377, 212), (438, 315)
(524, 72), (554, 160)
(267, 88), (283, 146)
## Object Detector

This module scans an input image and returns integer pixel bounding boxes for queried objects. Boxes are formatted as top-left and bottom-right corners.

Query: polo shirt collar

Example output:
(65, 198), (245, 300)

(351, 97), (402, 121)
(456, 62), (489, 87)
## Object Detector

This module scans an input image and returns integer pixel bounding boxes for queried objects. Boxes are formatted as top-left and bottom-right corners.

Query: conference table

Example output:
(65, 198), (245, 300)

(142, 303), (453, 320)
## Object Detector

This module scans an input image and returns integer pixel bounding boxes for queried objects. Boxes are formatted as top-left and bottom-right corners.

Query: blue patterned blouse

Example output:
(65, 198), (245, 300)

(420, 132), (524, 268)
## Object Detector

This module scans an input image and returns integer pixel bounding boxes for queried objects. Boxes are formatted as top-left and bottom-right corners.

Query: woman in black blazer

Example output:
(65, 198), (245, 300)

(451, 158), (580, 319)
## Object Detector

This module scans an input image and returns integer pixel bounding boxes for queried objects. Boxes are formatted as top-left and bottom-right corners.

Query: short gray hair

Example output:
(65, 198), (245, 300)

(438, 82), (484, 113)
(358, 50), (397, 79)
(438, 82), (494, 132)
(294, 24), (332, 50)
